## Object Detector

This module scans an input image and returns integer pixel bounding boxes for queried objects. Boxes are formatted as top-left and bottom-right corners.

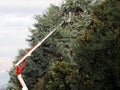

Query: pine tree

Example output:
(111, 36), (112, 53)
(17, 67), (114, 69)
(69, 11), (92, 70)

(7, 0), (120, 90)
(32, 0), (95, 89)
(74, 0), (120, 89)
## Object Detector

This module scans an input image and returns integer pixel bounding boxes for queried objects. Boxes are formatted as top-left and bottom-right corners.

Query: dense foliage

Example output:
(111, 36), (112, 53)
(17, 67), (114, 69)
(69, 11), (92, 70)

(75, 0), (120, 89)
(7, 0), (120, 90)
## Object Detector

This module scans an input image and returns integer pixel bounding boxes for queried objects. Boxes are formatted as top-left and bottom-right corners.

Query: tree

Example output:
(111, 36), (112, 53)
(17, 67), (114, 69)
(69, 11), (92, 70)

(74, 0), (120, 89)
(42, 61), (78, 90)
(31, 0), (96, 89)
(8, 0), (120, 90)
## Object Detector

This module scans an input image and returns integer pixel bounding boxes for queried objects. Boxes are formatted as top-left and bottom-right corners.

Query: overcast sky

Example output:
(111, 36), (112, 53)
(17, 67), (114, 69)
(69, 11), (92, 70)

(0, 0), (62, 88)
(0, 0), (62, 58)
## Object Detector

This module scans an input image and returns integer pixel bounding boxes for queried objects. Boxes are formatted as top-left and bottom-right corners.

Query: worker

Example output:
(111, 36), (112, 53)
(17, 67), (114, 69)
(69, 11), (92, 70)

(60, 5), (73, 27)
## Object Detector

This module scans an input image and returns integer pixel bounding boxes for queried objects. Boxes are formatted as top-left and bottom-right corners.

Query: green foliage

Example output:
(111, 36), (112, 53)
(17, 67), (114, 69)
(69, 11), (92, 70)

(7, 0), (120, 90)
(46, 61), (78, 90)
(74, 0), (120, 89)
(31, 78), (45, 90)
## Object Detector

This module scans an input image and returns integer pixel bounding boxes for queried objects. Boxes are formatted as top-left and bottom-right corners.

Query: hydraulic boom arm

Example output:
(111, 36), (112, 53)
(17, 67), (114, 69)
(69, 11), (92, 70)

(15, 29), (56, 90)
(15, 29), (56, 66)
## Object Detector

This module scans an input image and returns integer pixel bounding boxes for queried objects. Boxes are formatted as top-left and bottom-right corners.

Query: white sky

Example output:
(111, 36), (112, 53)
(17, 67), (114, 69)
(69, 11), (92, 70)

(0, 0), (62, 88)
(0, 0), (62, 58)
(0, 0), (61, 7)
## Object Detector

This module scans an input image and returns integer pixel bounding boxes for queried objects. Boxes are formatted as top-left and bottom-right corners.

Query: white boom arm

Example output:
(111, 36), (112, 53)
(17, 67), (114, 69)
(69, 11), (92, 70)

(17, 74), (28, 90)
(15, 29), (56, 66)
(15, 29), (56, 90)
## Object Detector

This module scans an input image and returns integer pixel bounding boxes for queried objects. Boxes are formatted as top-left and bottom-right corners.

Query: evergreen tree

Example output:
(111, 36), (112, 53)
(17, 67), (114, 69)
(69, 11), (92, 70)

(31, 0), (95, 90)
(7, 5), (61, 90)
(75, 0), (120, 89)
(7, 0), (120, 90)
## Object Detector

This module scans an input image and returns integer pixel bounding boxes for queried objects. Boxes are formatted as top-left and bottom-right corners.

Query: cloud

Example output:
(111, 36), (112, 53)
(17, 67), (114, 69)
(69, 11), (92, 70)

(0, 0), (62, 8)
(0, 13), (32, 58)
(0, 0), (62, 59)
(0, 57), (13, 88)
(0, 57), (13, 73)
(0, 0), (62, 87)
(0, 73), (9, 88)
(0, 29), (26, 58)
(0, 14), (34, 27)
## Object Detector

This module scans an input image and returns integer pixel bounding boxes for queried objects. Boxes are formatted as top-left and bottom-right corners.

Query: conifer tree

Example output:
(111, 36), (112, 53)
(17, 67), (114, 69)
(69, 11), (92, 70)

(7, 5), (61, 90)
(7, 0), (120, 90)
(75, 0), (120, 89)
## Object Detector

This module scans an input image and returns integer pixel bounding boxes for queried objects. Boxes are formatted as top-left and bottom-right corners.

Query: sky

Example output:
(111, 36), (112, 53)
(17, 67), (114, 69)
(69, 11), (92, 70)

(0, 0), (62, 88)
